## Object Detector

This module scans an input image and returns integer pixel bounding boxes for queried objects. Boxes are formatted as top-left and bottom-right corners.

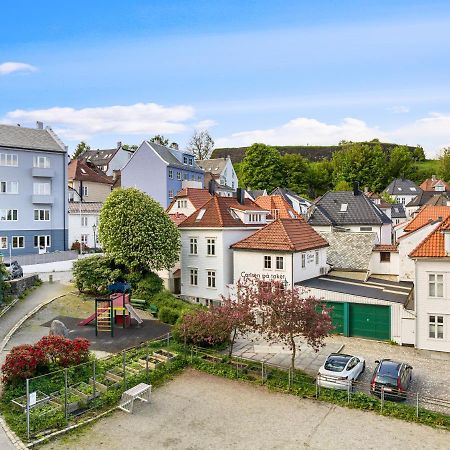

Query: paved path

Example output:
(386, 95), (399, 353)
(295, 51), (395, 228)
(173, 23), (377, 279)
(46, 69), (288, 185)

(43, 369), (450, 449)
(0, 282), (71, 450)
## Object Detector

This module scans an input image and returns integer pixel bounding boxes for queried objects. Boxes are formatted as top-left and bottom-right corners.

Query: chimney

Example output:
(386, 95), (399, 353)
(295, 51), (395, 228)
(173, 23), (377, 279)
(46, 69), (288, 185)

(36, 121), (44, 130)
(444, 231), (450, 255)
(170, 142), (179, 150)
(353, 181), (360, 196)
(117, 141), (122, 149)
(236, 187), (245, 204)
(432, 174), (436, 181)
(208, 179), (215, 196)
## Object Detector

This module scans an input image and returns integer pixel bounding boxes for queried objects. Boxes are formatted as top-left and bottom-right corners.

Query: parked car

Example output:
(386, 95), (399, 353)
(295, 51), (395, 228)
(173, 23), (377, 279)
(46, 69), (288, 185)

(370, 359), (412, 401)
(3, 260), (23, 280)
(317, 353), (365, 390)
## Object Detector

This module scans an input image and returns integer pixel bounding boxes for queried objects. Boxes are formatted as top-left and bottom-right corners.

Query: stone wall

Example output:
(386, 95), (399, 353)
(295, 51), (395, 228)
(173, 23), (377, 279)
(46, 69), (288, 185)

(5, 275), (40, 298)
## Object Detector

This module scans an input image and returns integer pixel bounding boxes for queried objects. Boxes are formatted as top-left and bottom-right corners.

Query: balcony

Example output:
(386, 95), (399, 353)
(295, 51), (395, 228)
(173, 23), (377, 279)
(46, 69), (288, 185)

(32, 195), (54, 204)
(32, 167), (55, 178)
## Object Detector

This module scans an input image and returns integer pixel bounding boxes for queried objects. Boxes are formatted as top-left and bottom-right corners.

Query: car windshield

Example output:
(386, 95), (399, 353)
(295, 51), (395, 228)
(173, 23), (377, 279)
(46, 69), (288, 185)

(324, 355), (350, 372)
(376, 362), (399, 385)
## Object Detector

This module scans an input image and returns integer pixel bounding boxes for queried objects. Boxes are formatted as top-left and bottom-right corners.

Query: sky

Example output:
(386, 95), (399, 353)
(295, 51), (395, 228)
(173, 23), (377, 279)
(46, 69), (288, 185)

(2, 1), (450, 157)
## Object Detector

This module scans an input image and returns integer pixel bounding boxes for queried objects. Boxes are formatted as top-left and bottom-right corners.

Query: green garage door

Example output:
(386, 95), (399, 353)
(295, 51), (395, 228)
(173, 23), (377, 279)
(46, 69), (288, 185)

(325, 302), (344, 335)
(349, 304), (390, 341)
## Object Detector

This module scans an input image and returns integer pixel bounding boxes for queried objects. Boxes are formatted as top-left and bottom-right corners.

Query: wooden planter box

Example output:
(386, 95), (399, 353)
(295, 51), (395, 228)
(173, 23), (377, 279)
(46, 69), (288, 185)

(72, 382), (101, 401)
(202, 354), (223, 364)
(153, 349), (177, 362)
(12, 391), (50, 412)
(50, 389), (85, 415)
(89, 378), (108, 393)
(137, 357), (162, 370)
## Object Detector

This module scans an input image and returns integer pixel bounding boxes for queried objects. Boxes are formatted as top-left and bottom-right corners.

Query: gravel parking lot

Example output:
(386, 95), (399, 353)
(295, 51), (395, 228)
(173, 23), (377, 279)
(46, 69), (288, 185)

(43, 369), (449, 450)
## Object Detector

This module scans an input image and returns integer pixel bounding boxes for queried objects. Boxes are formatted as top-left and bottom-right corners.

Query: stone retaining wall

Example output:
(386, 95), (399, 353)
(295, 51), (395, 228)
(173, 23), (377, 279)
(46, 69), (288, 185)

(5, 275), (40, 298)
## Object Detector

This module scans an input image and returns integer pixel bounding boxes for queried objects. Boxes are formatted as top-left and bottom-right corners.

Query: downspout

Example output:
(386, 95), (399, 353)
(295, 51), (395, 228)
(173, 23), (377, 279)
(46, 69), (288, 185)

(291, 253), (294, 287)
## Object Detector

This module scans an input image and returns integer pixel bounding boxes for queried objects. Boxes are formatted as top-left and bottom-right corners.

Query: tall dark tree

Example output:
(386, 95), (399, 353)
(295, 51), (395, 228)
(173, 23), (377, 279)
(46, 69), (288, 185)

(281, 153), (309, 195)
(388, 145), (416, 180)
(187, 130), (214, 160)
(72, 141), (90, 159)
(149, 135), (170, 146)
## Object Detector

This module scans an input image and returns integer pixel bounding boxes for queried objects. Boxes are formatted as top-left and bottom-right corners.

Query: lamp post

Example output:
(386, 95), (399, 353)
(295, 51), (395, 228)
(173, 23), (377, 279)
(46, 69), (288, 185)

(92, 224), (97, 253)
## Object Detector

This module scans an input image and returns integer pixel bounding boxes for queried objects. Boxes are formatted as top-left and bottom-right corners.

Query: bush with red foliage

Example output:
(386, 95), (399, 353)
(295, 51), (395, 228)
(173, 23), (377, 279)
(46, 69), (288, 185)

(36, 336), (90, 367)
(1, 344), (47, 383)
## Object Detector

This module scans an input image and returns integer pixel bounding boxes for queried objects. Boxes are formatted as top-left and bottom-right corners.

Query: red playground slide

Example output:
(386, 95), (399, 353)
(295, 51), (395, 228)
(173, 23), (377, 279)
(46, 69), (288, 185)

(78, 293), (130, 326)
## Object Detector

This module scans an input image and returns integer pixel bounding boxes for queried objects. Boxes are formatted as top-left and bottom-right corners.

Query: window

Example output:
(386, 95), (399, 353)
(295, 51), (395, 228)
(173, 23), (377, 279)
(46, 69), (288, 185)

(0, 153), (18, 167)
(400, 197), (406, 204)
(429, 274), (444, 297)
(189, 238), (198, 255)
(168, 190), (174, 199)
(198, 176), (202, 182)
(34, 235), (51, 248)
(276, 256), (284, 270)
(264, 255), (272, 269)
(33, 182), (51, 195)
(189, 158), (193, 166)
(0, 237), (7, 249)
(191, 174), (195, 181)
(207, 238), (216, 256)
(81, 216), (88, 227)
(34, 209), (50, 221)
(0, 181), (18, 194)
(81, 234), (88, 245)
(429, 315), (444, 339)
(177, 171), (181, 180)
(207, 270), (216, 288)
(183, 156), (188, 164)
(12, 236), (24, 249)
(340, 203), (348, 212)
(380, 252), (391, 262)
(0, 209), (18, 221)
(183, 173), (188, 180)
(190, 268), (198, 286)
(82, 185), (88, 197)
(301, 253), (306, 268)
(315, 251), (319, 265)
(360, 226), (373, 232)
(33, 156), (50, 168)
(271, 209), (280, 220)
(168, 169), (173, 179)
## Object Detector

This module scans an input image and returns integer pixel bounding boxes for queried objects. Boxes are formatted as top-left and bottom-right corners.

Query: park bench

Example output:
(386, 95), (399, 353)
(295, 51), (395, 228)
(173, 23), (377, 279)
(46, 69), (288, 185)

(118, 383), (152, 414)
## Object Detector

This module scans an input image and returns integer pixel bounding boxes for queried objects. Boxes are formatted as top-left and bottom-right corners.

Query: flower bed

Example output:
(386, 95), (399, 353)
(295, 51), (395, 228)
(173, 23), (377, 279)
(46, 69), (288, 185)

(72, 382), (101, 401)
(51, 388), (87, 415)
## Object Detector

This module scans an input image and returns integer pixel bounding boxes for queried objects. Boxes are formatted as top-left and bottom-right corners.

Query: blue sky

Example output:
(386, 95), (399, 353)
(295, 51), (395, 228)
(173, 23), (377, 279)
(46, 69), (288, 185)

(1, 1), (450, 156)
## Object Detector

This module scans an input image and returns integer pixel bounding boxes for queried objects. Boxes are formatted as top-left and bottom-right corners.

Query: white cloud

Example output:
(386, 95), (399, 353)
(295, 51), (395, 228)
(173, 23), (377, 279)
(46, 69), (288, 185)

(0, 62), (37, 75)
(216, 114), (450, 157)
(387, 105), (410, 114)
(3, 102), (195, 140)
(194, 119), (218, 129)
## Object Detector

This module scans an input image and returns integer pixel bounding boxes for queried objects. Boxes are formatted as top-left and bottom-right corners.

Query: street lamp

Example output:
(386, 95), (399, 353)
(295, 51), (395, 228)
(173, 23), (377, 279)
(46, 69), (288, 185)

(92, 224), (97, 253)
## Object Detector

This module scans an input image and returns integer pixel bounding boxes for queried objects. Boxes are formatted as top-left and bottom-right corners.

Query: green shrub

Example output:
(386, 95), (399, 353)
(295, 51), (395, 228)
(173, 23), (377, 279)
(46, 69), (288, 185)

(158, 307), (180, 325)
(132, 272), (163, 300)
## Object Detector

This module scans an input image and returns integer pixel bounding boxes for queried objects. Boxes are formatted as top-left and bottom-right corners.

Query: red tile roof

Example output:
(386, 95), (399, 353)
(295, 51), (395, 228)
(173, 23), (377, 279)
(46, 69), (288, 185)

(231, 218), (329, 252)
(403, 205), (450, 232)
(373, 244), (399, 253)
(68, 159), (112, 185)
(168, 212), (188, 225)
(419, 178), (450, 192)
(409, 216), (450, 258)
(178, 196), (267, 228)
(255, 195), (301, 219)
(168, 188), (212, 211)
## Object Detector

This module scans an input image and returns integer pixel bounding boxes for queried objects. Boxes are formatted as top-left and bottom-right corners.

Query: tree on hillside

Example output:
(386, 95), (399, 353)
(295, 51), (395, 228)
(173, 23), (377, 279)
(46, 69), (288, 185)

(98, 188), (180, 273)
(240, 143), (286, 191)
(333, 180), (352, 191)
(149, 135), (170, 146)
(72, 141), (90, 159)
(388, 145), (416, 180)
(281, 153), (309, 195)
(187, 130), (215, 160)
(438, 147), (450, 182)
(412, 145), (426, 162)
(306, 160), (334, 198)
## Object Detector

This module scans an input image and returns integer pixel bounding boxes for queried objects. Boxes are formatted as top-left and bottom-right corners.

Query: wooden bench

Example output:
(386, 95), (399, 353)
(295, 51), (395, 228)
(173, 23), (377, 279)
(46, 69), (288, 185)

(118, 383), (152, 414)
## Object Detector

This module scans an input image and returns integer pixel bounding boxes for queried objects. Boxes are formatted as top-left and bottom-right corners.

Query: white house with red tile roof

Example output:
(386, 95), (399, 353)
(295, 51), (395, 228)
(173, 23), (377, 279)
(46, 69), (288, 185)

(409, 216), (450, 352)
(419, 175), (450, 192)
(231, 218), (329, 287)
(178, 192), (270, 305)
(166, 187), (212, 218)
(254, 195), (301, 220)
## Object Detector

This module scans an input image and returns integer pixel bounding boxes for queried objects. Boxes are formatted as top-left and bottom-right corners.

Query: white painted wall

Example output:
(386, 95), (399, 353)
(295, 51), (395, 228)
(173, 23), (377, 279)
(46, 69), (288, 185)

(414, 259), (450, 352)
(167, 198), (197, 217)
(293, 248), (328, 283)
(220, 157), (238, 189)
(68, 211), (100, 249)
(369, 251), (400, 276)
(106, 148), (133, 175)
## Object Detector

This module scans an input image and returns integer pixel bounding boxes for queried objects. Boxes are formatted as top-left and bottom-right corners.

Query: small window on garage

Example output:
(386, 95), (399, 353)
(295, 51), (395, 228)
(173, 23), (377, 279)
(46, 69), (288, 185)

(380, 252), (390, 262)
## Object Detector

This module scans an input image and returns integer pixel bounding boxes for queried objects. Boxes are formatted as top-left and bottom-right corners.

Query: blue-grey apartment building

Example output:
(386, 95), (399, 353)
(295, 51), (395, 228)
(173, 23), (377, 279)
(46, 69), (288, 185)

(121, 141), (204, 207)
(0, 123), (68, 257)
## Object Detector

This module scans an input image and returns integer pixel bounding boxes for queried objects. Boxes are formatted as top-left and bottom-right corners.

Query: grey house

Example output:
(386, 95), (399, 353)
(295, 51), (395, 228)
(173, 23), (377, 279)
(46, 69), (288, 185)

(0, 123), (68, 256)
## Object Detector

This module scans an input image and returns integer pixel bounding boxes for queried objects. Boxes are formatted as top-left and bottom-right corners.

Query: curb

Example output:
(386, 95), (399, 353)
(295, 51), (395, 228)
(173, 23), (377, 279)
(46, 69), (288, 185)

(0, 290), (68, 449)
(0, 298), (21, 320)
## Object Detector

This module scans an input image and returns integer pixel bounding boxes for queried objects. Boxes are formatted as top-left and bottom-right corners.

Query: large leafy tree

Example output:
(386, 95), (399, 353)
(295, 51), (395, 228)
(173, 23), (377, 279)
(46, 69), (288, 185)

(99, 188), (180, 273)
(306, 160), (334, 198)
(187, 130), (215, 160)
(438, 147), (450, 182)
(388, 145), (416, 180)
(72, 141), (90, 159)
(281, 153), (309, 195)
(240, 143), (286, 191)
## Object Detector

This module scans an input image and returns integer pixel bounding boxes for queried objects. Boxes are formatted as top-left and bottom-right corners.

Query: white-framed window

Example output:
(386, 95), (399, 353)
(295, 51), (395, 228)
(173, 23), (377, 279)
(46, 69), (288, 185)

(81, 216), (88, 227)
(198, 176), (202, 182)
(276, 256), (284, 270)
(428, 274), (444, 298)
(0, 209), (18, 221)
(33, 156), (50, 168)
(429, 315), (444, 339)
(301, 253), (306, 268)
(168, 190), (174, 199)
(340, 203), (348, 212)
(0, 153), (18, 167)
(82, 185), (88, 197)
(189, 157), (193, 166)
(34, 235), (51, 248)
(168, 169), (173, 179)
(207, 238), (216, 256)
(315, 251), (319, 265)
(183, 156), (188, 164)
(190, 268), (198, 286)
(189, 237), (198, 255)
(177, 171), (181, 180)
(12, 236), (24, 249)
(271, 209), (280, 220)
(33, 182), (51, 195)
(0, 236), (8, 249)
(207, 270), (216, 288)
(264, 255), (272, 269)
(360, 226), (373, 232)
(183, 173), (188, 180)
(34, 209), (50, 221)
(81, 234), (88, 245)
(0, 181), (18, 194)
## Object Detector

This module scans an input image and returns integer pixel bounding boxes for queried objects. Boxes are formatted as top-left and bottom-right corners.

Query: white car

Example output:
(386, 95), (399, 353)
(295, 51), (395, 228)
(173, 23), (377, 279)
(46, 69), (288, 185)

(317, 353), (365, 390)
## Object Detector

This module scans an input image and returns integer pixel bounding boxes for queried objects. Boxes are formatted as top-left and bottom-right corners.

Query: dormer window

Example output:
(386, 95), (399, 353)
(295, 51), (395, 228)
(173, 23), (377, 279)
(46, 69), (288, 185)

(397, 187), (402, 191)
(183, 156), (188, 164)
(410, 187), (416, 191)
(189, 158), (193, 165)
(340, 203), (348, 212)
